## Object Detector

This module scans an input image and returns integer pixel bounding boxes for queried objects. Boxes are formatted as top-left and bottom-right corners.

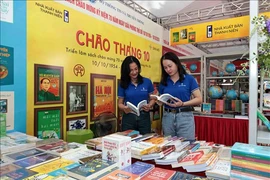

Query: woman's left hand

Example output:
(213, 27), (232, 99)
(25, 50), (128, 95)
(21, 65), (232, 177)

(166, 98), (184, 108)
(142, 104), (151, 112)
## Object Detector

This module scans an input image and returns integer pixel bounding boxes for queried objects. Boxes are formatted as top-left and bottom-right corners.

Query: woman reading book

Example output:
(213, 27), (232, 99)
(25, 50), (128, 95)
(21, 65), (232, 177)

(158, 52), (202, 140)
(118, 56), (156, 135)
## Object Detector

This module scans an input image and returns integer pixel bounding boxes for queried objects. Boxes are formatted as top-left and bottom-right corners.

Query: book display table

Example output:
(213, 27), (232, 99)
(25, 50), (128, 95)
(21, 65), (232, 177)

(194, 115), (248, 146)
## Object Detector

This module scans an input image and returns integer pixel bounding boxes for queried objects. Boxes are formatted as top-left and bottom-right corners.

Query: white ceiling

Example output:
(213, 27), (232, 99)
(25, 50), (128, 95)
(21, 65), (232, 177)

(133, 0), (249, 55)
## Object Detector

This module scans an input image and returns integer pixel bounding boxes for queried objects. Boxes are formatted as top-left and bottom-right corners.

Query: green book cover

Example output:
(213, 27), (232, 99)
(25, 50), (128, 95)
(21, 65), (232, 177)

(0, 113), (6, 137)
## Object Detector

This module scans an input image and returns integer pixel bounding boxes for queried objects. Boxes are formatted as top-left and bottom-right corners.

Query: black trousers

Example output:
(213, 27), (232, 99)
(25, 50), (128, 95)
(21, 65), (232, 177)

(121, 111), (151, 135)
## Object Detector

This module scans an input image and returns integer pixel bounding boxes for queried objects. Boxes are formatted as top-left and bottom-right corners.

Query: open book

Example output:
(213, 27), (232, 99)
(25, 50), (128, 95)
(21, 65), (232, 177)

(127, 100), (147, 116)
(150, 93), (177, 104)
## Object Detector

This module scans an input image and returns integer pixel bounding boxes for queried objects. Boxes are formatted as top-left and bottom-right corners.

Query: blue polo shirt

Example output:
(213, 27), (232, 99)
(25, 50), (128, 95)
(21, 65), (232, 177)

(158, 74), (199, 109)
(118, 77), (154, 106)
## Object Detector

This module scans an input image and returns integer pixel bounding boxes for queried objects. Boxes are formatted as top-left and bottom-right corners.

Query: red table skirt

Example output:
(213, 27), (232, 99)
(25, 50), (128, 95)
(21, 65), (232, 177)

(194, 116), (249, 146)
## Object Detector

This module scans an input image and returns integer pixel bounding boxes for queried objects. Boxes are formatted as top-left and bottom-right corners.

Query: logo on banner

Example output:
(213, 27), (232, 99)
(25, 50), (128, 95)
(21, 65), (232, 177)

(73, 64), (85, 77)
(64, 10), (69, 23)
(207, 25), (212, 38)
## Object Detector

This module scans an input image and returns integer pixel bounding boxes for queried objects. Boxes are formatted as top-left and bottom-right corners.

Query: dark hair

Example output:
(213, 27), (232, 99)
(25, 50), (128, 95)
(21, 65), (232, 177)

(40, 78), (50, 84)
(160, 52), (186, 85)
(120, 56), (143, 89)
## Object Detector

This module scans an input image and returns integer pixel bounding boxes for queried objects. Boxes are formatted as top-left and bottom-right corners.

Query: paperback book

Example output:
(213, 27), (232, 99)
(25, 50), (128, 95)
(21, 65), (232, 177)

(13, 153), (60, 169)
(150, 94), (177, 104)
(67, 158), (118, 180)
(127, 100), (147, 116)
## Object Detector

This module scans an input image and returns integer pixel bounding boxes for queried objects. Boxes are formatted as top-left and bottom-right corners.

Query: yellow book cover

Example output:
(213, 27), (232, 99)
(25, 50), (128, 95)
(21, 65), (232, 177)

(30, 158), (74, 173)
(23, 173), (54, 180)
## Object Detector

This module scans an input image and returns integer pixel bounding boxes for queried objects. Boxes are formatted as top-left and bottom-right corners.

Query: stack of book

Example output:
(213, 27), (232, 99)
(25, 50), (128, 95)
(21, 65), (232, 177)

(230, 142), (270, 179)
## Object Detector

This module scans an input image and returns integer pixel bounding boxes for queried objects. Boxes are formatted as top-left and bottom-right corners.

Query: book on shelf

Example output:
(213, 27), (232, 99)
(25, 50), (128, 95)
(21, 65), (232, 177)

(217, 147), (231, 161)
(132, 133), (157, 142)
(230, 165), (270, 178)
(122, 161), (155, 178)
(36, 138), (65, 147)
(85, 137), (102, 150)
(150, 93), (177, 104)
(131, 141), (158, 156)
(45, 142), (86, 156)
(141, 167), (176, 180)
(231, 158), (270, 172)
(170, 171), (205, 180)
(98, 169), (140, 180)
(201, 103), (211, 114)
(113, 130), (140, 139)
(13, 153), (60, 169)
(263, 93), (270, 108)
(127, 100), (147, 116)
(102, 134), (132, 169)
(48, 174), (77, 180)
(66, 158), (118, 180)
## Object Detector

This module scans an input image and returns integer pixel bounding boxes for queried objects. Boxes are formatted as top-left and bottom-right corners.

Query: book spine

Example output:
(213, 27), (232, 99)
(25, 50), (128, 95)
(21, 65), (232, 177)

(232, 155), (270, 165)
(231, 161), (270, 173)
(231, 150), (270, 161)
(231, 170), (270, 180)
(231, 165), (270, 178)
(232, 158), (270, 169)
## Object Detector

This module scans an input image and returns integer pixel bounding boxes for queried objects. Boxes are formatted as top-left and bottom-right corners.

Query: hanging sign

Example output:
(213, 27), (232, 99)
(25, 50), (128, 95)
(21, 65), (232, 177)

(170, 12), (270, 45)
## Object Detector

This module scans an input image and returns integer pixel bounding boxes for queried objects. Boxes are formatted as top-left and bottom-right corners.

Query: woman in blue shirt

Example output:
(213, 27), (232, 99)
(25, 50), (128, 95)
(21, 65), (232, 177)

(158, 52), (202, 140)
(118, 56), (156, 134)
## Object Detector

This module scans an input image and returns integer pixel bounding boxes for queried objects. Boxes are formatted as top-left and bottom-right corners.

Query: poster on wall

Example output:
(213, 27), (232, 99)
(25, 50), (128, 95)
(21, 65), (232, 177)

(34, 107), (63, 139)
(66, 116), (88, 131)
(0, 91), (14, 130)
(66, 82), (88, 115)
(90, 74), (116, 120)
(0, 0), (13, 23)
(34, 64), (63, 105)
(0, 45), (14, 85)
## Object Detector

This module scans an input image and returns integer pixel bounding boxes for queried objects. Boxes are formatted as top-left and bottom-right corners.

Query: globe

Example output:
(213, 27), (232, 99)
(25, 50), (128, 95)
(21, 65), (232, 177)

(240, 93), (249, 103)
(245, 69), (249, 75)
(226, 89), (237, 100)
(225, 63), (236, 73)
(212, 71), (218, 77)
(208, 86), (223, 99)
(219, 71), (224, 77)
(190, 64), (197, 72)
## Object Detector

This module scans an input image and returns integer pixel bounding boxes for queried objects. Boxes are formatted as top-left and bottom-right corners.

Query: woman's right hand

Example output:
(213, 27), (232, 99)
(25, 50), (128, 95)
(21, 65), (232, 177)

(122, 106), (132, 114)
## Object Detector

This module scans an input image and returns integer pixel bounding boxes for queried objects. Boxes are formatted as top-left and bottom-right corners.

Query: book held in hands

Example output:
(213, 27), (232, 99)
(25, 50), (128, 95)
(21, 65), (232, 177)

(127, 100), (147, 116)
(150, 94), (177, 104)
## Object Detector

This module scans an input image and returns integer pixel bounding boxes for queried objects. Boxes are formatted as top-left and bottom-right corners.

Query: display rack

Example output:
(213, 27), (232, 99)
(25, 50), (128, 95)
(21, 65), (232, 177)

(203, 52), (248, 103)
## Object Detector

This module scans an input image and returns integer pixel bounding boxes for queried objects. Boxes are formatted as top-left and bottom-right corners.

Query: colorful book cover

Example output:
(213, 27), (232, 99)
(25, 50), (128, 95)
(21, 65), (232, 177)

(48, 162), (80, 177)
(30, 158), (74, 174)
(171, 151), (204, 168)
(141, 167), (175, 180)
(23, 173), (54, 180)
(67, 158), (117, 179)
(0, 164), (21, 176)
(92, 167), (119, 180)
(14, 153), (60, 169)
(122, 161), (154, 177)
(201, 103), (211, 113)
(6, 148), (45, 161)
(98, 169), (140, 180)
(232, 142), (270, 161)
(3, 168), (38, 180)
(37, 141), (67, 151)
